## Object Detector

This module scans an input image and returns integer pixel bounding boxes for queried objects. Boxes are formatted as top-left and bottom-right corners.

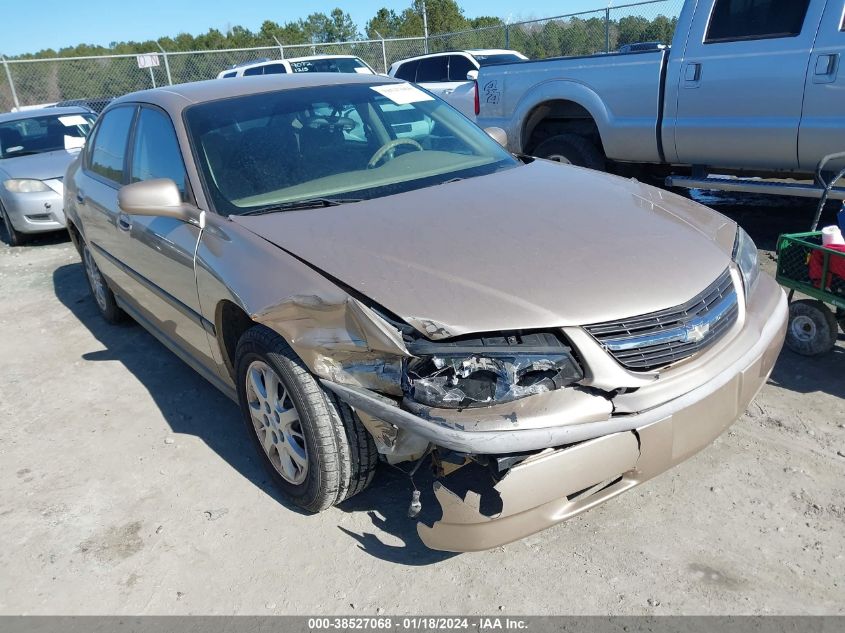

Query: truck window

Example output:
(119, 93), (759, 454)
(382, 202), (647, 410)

(263, 63), (287, 75)
(706, 0), (811, 43)
(243, 66), (264, 76)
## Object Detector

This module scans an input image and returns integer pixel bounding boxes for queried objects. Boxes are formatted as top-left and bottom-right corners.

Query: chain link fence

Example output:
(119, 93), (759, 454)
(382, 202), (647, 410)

(0, 0), (683, 112)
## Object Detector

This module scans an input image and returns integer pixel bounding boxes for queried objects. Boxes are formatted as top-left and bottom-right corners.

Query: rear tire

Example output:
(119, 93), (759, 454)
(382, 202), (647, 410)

(0, 202), (26, 247)
(533, 133), (605, 171)
(235, 325), (377, 512)
(82, 243), (124, 324)
(786, 300), (838, 356)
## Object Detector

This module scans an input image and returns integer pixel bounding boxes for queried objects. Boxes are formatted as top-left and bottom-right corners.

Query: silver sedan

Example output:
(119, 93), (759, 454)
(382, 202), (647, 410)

(0, 107), (95, 245)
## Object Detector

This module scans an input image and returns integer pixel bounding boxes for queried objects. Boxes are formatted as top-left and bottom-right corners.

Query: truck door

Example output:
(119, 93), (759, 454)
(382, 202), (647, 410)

(798, 1), (845, 172)
(671, 0), (825, 170)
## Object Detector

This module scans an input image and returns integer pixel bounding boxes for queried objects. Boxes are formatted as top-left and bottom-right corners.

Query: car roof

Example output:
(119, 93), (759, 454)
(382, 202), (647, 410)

(238, 54), (362, 69)
(111, 74), (402, 115)
(0, 106), (92, 123)
(390, 49), (523, 67)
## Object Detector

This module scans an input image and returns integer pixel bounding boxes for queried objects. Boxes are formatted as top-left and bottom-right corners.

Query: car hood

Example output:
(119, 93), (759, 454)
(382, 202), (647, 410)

(231, 160), (737, 337)
(0, 149), (82, 181)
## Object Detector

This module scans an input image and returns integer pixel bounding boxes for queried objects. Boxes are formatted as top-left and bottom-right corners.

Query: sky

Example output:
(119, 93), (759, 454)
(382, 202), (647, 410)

(0, 0), (623, 56)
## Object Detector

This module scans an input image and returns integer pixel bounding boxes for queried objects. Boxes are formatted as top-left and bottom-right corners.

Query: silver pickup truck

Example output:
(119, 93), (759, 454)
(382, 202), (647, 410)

(478, 0), (845, 197)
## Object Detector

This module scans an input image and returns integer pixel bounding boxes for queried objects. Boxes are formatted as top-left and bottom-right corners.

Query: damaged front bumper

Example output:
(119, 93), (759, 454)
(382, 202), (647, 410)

(324, 275), (787, 552)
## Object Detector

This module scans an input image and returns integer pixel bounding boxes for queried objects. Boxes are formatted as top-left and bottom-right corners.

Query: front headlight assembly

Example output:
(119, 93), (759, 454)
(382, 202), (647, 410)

(732, 226), (760, 299)
(3, 179), (50, 193)
(404, 333), (584, 409)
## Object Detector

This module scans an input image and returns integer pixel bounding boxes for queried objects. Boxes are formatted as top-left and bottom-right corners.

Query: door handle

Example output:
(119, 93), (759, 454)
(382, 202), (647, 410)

(443, 88), (455, 95)
(75, 190), (85, 205)
(813, 53), (839, 84)
(117, 213), (132, 232)
(683, 62), (702, 87)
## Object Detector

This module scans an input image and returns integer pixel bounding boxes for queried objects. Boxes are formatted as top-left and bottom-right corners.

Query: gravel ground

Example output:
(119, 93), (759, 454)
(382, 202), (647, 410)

(0, 194), (843, 615)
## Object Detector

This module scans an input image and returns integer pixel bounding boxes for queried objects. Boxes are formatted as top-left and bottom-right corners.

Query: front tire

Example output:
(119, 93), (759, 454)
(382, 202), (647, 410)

(82, 243), (124, 324)
(533, 133), (605, 171)
(0, 202), (26, 247)
(235, 325), (377, 512)
(786, 300), (838, 356)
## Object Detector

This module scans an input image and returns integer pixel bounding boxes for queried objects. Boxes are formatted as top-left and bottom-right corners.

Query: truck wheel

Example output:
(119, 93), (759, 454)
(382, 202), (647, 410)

(533, 134), (605, 171)
(786, 300), (838, 356)
(1, 202), (26, 247)
(235, 325), (378, 513)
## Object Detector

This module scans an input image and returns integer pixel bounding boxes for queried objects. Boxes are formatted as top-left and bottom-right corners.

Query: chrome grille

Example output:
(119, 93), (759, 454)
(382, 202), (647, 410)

(585, 269), (739, 371)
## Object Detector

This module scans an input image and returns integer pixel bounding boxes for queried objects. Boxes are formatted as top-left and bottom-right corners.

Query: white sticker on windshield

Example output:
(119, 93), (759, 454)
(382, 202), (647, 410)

(353, 67), (373, 74)
(59, 115), (88, 127)
(64, 135), (85, 150)
(371, 83), (434, 105)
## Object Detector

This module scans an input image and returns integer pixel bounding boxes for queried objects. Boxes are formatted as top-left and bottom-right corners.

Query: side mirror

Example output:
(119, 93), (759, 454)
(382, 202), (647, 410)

(118, 179), (202, 225)
(484, 127), (508, 148)
(466, 70), (479, 81)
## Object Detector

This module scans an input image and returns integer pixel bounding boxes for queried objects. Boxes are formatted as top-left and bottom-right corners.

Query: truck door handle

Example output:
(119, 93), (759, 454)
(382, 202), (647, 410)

(442, 88), (454, 95)
(75, 190), (85, 204)
(813, 53), (839, 84)
(683, 62), (702, 86)
(117, 214), (132, 232)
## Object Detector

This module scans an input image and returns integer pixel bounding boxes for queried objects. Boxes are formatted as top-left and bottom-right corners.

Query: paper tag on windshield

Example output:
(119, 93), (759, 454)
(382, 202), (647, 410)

(353, 67), (373, 74)
(64, 135), (86, 150)
(59, 115), (88, 127)
(371, 83), (434, 105)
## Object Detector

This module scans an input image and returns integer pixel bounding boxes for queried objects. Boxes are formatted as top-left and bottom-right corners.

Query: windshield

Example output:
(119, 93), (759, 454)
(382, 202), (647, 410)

(186, 82), (518, 214)
(475, 54), (525, 66)
(0, 113), (95, 159)
(289, 58), (373, 74)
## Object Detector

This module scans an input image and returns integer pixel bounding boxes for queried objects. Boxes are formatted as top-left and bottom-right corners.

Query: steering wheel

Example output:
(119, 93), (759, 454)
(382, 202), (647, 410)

(367, 138), (423, 168)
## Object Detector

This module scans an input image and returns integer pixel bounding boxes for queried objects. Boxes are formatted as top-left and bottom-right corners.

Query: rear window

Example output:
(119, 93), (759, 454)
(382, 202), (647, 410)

(706, 0), (811, 42)
(416, 56), (448, 82)
(263, 63), (287, 75)
(474, 54), (525, 66)
(448, 55), (476, 81)
(393, 60), (419, 81)
(243, 66), (264, 76)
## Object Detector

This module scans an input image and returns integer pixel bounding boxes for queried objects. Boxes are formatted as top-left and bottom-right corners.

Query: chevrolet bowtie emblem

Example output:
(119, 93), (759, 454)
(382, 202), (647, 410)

(682, 322), (710, 343)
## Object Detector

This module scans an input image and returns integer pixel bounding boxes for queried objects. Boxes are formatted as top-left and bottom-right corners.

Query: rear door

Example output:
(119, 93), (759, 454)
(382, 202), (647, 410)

(120, 105), (214, 366)
(672, 0), (825, 170)
(798, 0), (845, 171)
(75, 105), (137, 290)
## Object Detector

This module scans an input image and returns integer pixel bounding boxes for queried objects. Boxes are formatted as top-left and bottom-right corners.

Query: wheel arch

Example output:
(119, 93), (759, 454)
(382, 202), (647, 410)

(215, 299), (259, 383)
(511, 82), (611, 155)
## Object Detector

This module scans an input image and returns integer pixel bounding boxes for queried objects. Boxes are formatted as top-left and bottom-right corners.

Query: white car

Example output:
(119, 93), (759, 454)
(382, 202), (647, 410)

(387, 49), (527, 119)
(217, 55), (376, 79)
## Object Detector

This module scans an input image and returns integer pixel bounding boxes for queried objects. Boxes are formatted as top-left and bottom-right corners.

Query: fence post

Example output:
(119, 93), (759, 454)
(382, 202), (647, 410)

(1, 55), (20, 110)
(605, 7), (611, 53)
(374, 31), (388, 74)
(505, 23), (510, 49)
(155, 42), (173, 85)
(272, 36), (285, 59)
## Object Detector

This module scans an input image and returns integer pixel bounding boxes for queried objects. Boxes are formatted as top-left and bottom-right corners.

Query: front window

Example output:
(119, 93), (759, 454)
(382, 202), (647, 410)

(185, 82), (518, 215)
(288, 58), (373, 74)
(0, 113), (96, 159)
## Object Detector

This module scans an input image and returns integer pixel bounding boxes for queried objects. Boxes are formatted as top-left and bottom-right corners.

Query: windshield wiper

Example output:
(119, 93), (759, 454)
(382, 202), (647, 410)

(238, 197), (363, 216)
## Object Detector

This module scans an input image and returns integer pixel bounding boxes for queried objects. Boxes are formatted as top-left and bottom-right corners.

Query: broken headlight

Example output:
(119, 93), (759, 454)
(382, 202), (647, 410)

(404, 336), (584, 409)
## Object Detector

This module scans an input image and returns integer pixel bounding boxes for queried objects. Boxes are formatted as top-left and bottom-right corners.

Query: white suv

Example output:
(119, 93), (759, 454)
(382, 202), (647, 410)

(217, 55), (376, 79)
(387, 49), (527, 119)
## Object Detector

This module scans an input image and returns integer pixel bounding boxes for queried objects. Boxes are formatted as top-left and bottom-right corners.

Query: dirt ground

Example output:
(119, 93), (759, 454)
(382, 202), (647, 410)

(0, 193), (843, 615)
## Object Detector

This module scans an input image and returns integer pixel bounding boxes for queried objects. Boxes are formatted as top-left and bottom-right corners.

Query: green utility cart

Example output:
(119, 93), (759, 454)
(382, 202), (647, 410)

(776, 231), (845, 355)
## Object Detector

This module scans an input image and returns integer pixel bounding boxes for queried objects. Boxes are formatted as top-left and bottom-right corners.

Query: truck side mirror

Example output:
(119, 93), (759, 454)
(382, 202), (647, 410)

(466, 70), (479, 81)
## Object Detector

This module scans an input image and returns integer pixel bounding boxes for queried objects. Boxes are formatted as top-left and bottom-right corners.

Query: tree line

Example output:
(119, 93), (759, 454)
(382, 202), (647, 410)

(6, 0), (677, 60)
